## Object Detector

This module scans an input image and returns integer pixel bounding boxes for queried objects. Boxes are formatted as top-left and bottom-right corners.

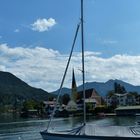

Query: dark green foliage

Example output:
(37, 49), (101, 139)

(61, 94), (70, 105)
(0, 71), (54, 107)
(114, 82), (118, 93)
(21, 100), (46, 117)
(114, 82), (126, 94)
(48, 96), (54, 101)
(94, 107), (106, 113)
(93, 106), (115, 114)
(129, 91), (138, 96)
(23, 100), (36, 110)
(107, 90), (114, 97)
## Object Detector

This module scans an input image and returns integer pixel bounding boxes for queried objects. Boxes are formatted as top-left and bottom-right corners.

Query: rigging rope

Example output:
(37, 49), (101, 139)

(46, 22), (81, 131)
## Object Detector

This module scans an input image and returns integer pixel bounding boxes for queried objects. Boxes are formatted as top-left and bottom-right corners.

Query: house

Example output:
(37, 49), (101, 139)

(78, 88), (104, 110)
(66, 100), (77, 111)
(20, 109), (38, 118)
(43, 98), (60, 115)
(106, 93), (136, 107)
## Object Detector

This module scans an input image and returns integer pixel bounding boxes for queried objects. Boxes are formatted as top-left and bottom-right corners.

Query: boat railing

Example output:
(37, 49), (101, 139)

(48, 125), (85, 135)
(129, 126), (140, 135)
(85, 124), (140, 137)
(47, 124), (140, 137)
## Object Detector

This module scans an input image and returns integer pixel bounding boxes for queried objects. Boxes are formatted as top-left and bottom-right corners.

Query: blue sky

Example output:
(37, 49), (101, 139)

(1, 0), (140, 55)
(1, 0), (140, 91)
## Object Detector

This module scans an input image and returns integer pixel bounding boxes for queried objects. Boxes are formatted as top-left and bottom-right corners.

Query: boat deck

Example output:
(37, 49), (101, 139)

(49, 124), (140, 138)
(85, 125), (140, 137)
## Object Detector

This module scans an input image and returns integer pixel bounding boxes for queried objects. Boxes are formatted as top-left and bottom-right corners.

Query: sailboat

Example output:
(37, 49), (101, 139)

(40, 0), (140, 139)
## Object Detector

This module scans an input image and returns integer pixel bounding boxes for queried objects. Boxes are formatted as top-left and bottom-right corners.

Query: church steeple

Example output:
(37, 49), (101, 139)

(71, 68), (78, 102)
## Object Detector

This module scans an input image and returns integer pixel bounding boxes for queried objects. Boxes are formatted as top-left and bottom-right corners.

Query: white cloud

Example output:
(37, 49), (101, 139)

(14, 29), (20, 33)
(31, 18), (56, 32)
(1, 43), (140, 92)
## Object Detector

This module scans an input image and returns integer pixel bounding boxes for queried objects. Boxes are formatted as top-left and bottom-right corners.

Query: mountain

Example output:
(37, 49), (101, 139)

(0, 71), (52, 105)
(52, 79), (140, 97)
(51, 87), (71, 95)
(78, 79), (140, 96)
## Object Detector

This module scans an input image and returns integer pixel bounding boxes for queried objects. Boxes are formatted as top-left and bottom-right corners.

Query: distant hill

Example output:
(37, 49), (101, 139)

(52, 79), (140, 97)
(78, 79), (140, 96)
(0, 71), (52, 105)
(51, 87), (71, 95)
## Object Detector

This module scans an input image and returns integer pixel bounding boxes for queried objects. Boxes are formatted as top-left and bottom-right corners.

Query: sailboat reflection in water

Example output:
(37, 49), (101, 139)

(40, 0), (140, 139)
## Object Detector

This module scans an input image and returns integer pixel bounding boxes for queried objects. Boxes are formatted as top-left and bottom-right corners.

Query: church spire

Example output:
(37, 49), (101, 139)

(71, 68), (77, 102)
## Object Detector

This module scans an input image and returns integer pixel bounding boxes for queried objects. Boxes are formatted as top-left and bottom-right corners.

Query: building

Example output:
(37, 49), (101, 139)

(115, 105), (140, 116)
(43, 98), (60, 115)
(78, 88), (104, 110)
(66, 100), (77, 111)
(66, 69), (78, 112)
(107, 93), (136, 107)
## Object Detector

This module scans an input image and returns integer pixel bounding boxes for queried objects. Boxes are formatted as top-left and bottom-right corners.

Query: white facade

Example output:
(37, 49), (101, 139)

(107, 93), (136, 107)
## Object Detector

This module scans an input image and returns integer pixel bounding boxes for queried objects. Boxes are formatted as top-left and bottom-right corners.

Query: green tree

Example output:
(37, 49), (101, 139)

(62, 94), (70, 105)
(23, 100), (36, 110)
(106, 90), (114, 97)
(114, 82), (126, 94)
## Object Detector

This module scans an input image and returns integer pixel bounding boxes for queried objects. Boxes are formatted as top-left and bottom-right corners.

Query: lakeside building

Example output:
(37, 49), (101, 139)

(78, 88), (104, 110)
(66, 69), (78, 112)
(106, 93), (136, 107)
(20, 109), (39, 118)
(115, 105), (140, 116)
(66, 88), (104, 111)
(66, 88), (104, 116)
(44, 69), (104, 116)
(43, 98), (60, 115)
(66, 100), (77, 111)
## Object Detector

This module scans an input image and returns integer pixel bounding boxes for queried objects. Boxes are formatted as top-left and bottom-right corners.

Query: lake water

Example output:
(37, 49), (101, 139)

(0, 113), (140, 140)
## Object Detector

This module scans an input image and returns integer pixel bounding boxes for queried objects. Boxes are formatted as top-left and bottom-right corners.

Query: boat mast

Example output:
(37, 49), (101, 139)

(81, 0), (86, 126)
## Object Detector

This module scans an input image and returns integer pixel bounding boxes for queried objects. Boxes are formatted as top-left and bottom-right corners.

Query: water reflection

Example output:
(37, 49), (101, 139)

(0, 114), (140, 140)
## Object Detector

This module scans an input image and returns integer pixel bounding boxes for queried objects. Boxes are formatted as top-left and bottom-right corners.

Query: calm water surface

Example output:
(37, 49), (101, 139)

(0, 113), (140, 140)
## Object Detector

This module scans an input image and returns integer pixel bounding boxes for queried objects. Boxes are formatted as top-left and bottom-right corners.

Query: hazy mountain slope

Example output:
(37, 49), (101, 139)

(52, 79), (140, 97)
(0, 71), (52, 105)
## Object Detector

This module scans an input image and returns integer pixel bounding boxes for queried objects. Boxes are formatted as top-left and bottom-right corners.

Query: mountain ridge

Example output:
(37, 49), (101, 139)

(0, 71), (52, 105)
(52, 79), (140, 96)
(1, 70), (140, 102)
